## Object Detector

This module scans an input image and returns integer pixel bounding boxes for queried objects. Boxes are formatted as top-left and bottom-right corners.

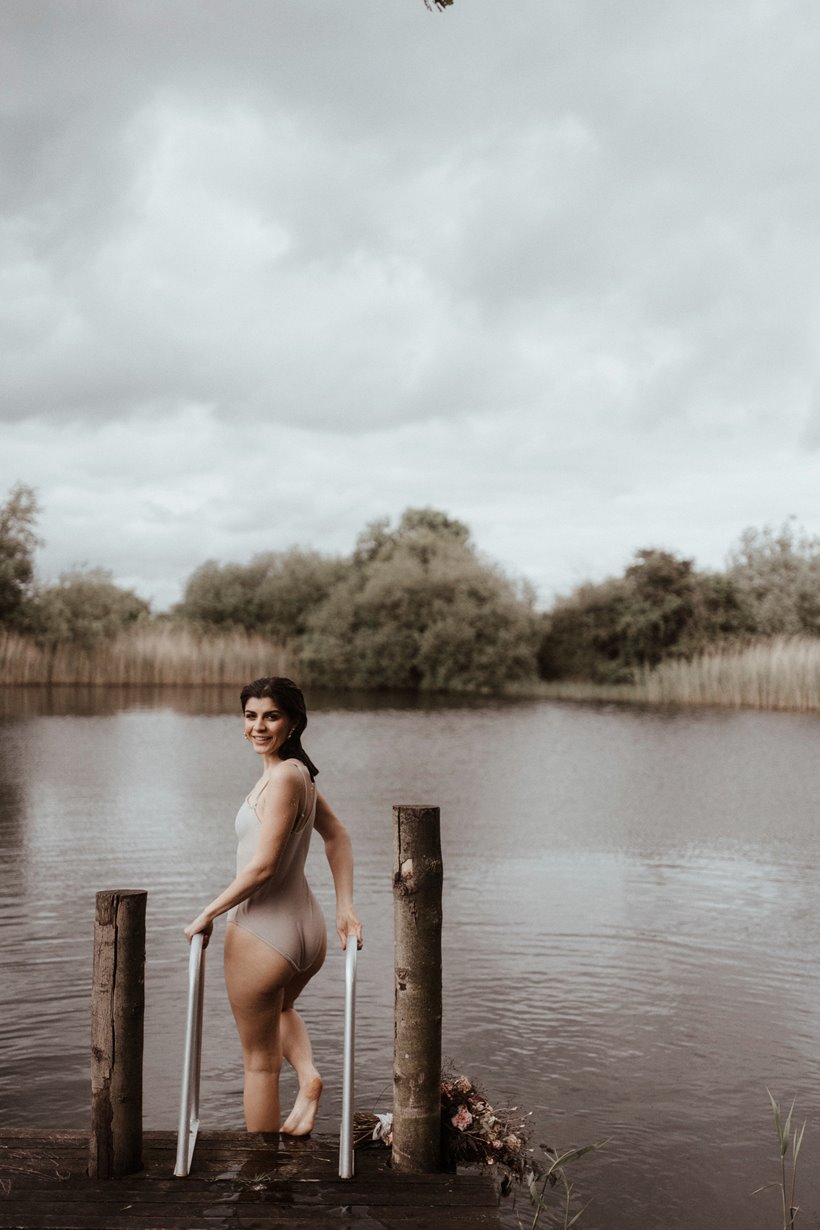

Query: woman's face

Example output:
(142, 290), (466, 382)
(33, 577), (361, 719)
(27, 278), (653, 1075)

(243, 695), (292, 758)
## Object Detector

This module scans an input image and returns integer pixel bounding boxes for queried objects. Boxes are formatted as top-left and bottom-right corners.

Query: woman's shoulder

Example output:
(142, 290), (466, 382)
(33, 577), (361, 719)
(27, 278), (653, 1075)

(265, 758), (308, 788)
(259, 757), (301, 787)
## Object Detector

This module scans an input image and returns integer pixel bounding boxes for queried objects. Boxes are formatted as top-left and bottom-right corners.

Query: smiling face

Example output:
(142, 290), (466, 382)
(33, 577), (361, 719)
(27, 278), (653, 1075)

(243, 696), (293, 760)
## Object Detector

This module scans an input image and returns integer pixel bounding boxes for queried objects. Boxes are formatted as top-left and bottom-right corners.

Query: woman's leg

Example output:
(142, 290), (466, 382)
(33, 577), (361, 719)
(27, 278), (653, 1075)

(280, 936), (327, 1135)
(224, 923), (295, 1132)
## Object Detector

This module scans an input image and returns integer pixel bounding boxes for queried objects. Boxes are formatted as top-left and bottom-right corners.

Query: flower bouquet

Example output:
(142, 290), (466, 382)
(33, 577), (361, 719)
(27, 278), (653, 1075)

(440, 1071), (531, 1182)
(352, 1069), (532, 1185)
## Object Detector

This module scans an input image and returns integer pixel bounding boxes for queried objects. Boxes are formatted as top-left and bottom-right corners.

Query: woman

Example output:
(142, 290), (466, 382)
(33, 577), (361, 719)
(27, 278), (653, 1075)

(184, 676), (362, 1135)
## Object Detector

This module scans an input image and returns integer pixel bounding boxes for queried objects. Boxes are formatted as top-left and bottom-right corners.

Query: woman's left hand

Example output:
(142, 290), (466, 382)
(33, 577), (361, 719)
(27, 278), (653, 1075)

(336, 907), (363, 950)
(184, 915), (214, 948)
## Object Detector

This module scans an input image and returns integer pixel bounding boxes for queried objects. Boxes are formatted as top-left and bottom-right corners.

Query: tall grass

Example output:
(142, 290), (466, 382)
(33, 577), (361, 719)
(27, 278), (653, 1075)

(524, 638), (820, 712)
(4, 628), (820, 710)
(0, 625), (296, 687)
(642, 637), (820, 711)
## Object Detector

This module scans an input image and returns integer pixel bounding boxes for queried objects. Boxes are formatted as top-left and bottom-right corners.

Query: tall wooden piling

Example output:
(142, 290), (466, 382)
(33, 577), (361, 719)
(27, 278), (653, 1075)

(392, 804), (443, 1173)
(89, 889), (146, 1178)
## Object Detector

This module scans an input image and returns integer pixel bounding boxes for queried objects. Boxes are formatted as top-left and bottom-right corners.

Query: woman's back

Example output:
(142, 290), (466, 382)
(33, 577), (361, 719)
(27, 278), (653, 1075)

(228, 762), (325, 972)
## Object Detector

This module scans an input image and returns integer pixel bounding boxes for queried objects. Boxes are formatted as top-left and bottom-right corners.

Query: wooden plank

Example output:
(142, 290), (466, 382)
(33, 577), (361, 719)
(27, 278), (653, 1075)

(0, 1180), (497, 1207)
(0, 1215), (501, 1230)
(0, 1130), (502, 1230)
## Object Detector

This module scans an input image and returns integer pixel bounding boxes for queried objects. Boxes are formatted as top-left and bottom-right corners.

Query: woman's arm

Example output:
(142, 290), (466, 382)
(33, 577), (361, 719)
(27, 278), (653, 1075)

(183, 766), (304, 945)
(313, 792), (363, 950)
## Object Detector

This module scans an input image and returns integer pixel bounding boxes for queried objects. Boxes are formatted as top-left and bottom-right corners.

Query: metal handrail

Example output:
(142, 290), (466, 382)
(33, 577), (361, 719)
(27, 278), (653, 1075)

(174, 928), (357, 1179)
(174, 932), (206, 1177)
(338, 935), (358, 1179)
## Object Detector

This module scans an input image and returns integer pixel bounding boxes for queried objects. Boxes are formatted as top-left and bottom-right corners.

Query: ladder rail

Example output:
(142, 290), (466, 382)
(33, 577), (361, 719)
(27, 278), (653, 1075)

(338, 936), (358, 1179)
(174, 932), (206, 1177)
(175, 928), (358, 1179)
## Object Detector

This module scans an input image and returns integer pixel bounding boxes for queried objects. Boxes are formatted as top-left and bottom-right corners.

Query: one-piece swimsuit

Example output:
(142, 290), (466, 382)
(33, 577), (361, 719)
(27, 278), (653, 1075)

(227, 760), (326, 972)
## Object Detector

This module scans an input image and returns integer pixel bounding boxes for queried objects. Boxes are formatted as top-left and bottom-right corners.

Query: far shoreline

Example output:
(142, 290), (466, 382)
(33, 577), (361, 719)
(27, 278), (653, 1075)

(2, 628), (820, 715)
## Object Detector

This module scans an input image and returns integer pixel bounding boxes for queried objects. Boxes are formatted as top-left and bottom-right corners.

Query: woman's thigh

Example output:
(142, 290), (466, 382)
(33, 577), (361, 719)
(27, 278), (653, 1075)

(224, 923), (296, 1050)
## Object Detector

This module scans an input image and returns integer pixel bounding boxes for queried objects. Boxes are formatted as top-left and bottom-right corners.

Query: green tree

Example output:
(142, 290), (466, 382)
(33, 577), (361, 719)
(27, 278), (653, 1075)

(0, 483), (41, 626)
(618, 549), (698, 667)
(301, 508), (538, 691)
(537, 579), (624, 682)
(28, 568), (150, 649)
(176, 549), (345, 640)
(537, 547), (752, 682)
(727, 522), (820, 636)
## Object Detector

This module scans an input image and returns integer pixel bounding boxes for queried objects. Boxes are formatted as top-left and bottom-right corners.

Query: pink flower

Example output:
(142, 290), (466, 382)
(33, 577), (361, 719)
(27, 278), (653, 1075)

(451, 1105), (473, 1131)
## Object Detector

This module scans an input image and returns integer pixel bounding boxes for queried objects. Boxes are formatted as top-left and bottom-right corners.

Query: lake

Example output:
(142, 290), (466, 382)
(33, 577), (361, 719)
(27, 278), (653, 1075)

(1, 686), (818, 1230)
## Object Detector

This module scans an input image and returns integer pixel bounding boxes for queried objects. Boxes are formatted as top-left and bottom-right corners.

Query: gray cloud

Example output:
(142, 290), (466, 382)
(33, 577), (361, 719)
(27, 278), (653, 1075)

(1, 0), (819, 603)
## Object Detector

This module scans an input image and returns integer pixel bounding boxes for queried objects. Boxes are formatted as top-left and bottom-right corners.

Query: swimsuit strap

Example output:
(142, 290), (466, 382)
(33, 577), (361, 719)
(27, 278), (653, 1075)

(247, 776), (271, 811)
(289, 759), (315, 827)
(248, 760), (314, 823)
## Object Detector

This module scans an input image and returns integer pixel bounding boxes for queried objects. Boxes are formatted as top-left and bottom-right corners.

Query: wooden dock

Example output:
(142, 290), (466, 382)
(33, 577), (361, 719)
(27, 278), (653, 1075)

(0, 1129), (502, 1229)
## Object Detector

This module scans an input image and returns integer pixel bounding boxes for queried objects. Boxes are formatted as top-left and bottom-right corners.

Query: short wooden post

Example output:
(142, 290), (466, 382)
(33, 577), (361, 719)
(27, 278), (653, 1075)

(89, 889), (146, 1178)
(392, 804), (443, 1173)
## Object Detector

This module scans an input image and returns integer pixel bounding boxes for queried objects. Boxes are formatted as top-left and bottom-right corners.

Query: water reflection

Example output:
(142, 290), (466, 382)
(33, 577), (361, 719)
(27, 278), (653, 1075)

(0, 694), (818, 1230)
(0, 683), (509, 719)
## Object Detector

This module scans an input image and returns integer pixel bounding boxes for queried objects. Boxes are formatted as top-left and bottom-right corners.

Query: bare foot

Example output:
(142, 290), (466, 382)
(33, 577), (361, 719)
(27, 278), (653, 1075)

(281, 1074), (323, 1136)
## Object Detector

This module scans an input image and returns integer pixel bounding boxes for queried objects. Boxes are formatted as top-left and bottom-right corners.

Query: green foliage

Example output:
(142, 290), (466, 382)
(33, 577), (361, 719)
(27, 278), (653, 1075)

(538, 538), (775, 683)
(754, 1091), (806, 1228)
(0, 483), (41, 626)
(175, 549), (346, 640)
(27, 568), (150, 649)
(537, 578), (633, 684)
(619, 549), (699, 666)
(300, 508), (539, 691)
(12, 483), (817, 694)
(727, 522), (820, 637)
(537, 549), (714, 682)
(528, 1140), (605, 1230)
(352, 508), (472, 567)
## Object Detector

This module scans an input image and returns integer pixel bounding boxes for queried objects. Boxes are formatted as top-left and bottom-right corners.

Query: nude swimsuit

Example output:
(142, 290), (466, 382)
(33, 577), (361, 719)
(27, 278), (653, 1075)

(227, 760), (326, 972)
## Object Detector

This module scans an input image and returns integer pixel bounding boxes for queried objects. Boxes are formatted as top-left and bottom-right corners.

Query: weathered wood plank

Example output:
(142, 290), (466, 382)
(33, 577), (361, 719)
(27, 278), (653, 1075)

(0, 1131), (502, 1229)
(0, 1215), (501, 1230)
(0, 1183), (497, 1206)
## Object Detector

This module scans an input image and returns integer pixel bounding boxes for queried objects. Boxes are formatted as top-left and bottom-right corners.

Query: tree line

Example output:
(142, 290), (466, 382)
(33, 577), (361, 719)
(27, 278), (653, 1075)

(2, 482), (819, 691)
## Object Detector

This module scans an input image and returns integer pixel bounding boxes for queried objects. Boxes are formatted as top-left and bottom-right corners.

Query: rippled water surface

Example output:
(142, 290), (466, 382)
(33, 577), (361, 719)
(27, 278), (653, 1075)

(1, 687), (819, 1230)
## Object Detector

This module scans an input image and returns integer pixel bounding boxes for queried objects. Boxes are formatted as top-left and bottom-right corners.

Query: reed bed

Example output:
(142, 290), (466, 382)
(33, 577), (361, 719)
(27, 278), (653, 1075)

(641, 637), (820, 711)
(0, 625), (295, 686)
(532, 638), (820, 712)
(3, 627), (820, 710)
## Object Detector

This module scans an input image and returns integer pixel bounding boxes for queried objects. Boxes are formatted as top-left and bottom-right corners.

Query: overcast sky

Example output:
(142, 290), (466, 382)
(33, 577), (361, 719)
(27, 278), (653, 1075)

(2, 0), (819, 610)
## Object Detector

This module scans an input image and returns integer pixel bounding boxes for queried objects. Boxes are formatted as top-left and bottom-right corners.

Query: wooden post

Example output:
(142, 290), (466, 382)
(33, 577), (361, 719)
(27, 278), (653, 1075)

(89, 889), (146, 1178)
(392, 804), (442, 1173)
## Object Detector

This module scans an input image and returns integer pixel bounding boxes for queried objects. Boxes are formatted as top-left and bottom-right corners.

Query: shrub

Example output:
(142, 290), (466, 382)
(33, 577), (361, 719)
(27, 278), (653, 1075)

(300, 508), (539, 692)
(27, 568), (150, 649)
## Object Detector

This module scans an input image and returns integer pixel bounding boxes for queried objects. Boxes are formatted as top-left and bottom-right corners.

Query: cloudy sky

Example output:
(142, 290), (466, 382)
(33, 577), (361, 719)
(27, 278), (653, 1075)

(2, 0), (819, 610)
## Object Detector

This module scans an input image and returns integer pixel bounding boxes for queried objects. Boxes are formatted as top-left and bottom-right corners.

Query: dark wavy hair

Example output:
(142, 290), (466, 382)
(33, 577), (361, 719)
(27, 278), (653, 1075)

(239, 676), (319, 779)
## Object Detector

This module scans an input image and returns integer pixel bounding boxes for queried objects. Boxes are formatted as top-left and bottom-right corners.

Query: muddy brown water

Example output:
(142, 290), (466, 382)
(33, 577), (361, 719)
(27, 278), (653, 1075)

(1, 687), (818, 1229)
